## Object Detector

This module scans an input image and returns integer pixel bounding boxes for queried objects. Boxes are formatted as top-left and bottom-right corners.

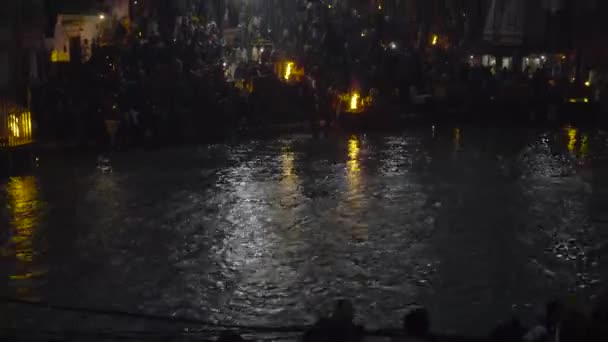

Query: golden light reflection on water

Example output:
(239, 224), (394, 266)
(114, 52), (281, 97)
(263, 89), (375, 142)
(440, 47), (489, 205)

(348, 135), (361, 174)
(281, 148), (296, 178)
(580, 134), (589, 157)
(280, 147), (299, 202)
(347, 135), (361, 193)
(566, 126), (577, 153)
(4, 176), (45, 297)
(345, 135), (367, 241)
(279, 147), (303, 242)
(454, 127), (461, 151)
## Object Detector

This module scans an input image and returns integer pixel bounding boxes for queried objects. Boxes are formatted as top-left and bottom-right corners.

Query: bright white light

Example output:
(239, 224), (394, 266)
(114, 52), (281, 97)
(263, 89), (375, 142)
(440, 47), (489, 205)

(390, 42), (397, 49)
(469, 55), (474, 59)
(222, 62), (227, 67)
(134, 0), (138, 4)
(99, 14), (105, 20)
(541, 55), (546, 60)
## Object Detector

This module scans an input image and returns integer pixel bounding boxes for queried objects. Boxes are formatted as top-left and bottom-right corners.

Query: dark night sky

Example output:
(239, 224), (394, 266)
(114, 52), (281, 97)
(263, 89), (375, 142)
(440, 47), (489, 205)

(44, 0), (104, 34)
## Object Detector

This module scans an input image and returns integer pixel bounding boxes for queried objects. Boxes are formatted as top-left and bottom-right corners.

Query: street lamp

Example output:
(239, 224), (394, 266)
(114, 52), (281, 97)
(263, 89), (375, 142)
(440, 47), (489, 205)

(99, 14), (105, 20)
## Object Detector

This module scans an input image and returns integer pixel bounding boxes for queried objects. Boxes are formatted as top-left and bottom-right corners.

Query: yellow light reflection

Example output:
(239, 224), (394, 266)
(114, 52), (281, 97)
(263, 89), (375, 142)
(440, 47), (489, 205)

(9, 271), (45, 280)
(580, 134), (589, 157)
(566, 126), (577, 152)
(350, 92), (359, 111)
(454, 127), (461, 151)
(431, 34), (438, 45)
(280, 147), (300, 210)
(5, 177), (44, 292)
(282, 150), (295, 178)
(348, 135), (360, 174)
(346, 135), (367, 241)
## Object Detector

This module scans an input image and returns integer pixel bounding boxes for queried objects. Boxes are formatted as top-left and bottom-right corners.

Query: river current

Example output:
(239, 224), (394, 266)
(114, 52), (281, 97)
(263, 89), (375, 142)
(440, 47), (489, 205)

(1, 125), (608, 337)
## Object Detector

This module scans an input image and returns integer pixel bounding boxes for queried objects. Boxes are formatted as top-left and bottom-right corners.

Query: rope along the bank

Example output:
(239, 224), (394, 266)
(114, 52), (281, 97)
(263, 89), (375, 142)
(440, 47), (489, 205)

(1, 296), (409, 337)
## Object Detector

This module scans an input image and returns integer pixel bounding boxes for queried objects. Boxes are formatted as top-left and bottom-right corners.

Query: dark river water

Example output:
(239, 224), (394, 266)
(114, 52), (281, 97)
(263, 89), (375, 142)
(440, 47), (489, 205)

(2, 125), (608, 338)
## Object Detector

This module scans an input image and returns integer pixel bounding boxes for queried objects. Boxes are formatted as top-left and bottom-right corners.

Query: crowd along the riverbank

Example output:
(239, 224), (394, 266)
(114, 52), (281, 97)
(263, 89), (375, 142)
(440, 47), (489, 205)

(27, 1), (608, 151)
(213, 295), (608, 342)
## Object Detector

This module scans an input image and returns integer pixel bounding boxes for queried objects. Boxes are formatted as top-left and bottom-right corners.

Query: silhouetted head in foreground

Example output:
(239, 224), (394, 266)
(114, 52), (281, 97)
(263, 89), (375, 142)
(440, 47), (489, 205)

(332, 299), (355, 323)
(545, 300), (563, 328)
(303, 299), (363, 342)
(590, 292), (608, 340)
(217, 331), (245, 342)
(490, 317), (525, 342)
(403, 307), (430, 338)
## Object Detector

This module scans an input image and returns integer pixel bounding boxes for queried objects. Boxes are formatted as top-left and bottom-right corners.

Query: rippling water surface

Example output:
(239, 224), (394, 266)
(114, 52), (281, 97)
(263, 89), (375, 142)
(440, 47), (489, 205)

(2, 125), (608, 337)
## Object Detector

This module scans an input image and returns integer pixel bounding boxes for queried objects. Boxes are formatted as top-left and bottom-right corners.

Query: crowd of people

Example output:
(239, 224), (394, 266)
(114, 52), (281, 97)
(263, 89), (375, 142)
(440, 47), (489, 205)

(211, 296), (608, 342)
(28, 1), (608, 150)
(32, 17), (249, 149)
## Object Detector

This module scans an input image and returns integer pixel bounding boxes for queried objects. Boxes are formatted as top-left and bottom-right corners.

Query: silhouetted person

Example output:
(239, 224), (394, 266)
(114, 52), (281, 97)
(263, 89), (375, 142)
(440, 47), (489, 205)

(402, 307), (432, 342)
(303, 299), (363, 342)
(490, 317), (525, 342)
(524, 301), (563, 342)
(559, 305), (588, 342)
(589, 292), (608, 341)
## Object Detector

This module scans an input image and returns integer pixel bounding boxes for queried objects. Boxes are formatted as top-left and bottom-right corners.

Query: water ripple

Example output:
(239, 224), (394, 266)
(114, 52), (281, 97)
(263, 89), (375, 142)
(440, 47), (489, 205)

(0, 126), (604, 336)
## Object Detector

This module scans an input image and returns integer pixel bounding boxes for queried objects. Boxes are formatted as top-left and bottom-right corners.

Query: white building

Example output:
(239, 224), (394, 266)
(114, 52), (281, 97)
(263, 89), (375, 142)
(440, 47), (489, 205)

(49, 0), (130, 63)
(51, 14), (106, 63)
